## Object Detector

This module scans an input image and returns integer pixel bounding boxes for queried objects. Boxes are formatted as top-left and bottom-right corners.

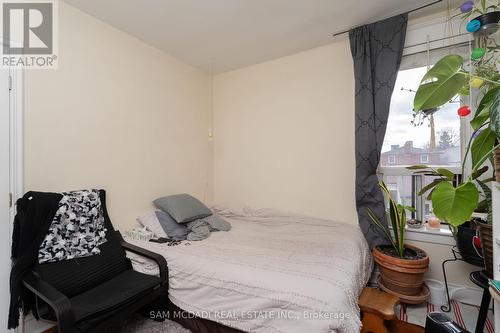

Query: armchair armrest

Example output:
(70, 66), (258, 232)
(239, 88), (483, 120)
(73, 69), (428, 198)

(22, 271), (75, 330)
(118, 232), (168, 284)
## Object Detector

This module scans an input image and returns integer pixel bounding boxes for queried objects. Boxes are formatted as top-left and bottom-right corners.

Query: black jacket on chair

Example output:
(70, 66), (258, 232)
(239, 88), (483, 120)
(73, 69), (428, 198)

(9, 191), (63, 328)
(9, 190), (169, 333)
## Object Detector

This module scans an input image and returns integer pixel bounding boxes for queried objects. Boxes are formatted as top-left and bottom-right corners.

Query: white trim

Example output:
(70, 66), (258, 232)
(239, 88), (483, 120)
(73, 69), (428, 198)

(404, 225), (455, 245)
(9, 67), (23, 219)
(492, 182), (500, 332)
(8, 66), (23, 333)
(390, 224), (454, 245)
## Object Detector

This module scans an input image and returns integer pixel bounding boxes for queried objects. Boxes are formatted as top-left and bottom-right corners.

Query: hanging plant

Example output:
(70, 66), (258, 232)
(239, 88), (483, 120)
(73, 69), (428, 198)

(408, 0), (500, 228)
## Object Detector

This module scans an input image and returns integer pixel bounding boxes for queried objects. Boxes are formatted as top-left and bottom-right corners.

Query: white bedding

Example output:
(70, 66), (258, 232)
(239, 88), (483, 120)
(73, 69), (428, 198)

(125, 207), (372, 333)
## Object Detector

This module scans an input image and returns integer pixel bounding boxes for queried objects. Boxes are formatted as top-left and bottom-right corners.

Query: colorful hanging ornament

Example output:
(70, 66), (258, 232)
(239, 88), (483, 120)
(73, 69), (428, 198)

(457, 105), (471, 117)
(473, 235), (482, 249)
(466, 19), (481, 33)
(471, 47), (486, 60)
(460, 0), (474, 13)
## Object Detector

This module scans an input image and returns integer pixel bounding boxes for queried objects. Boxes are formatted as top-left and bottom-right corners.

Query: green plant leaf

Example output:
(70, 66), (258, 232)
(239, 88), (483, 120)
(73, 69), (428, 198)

(473, 87), (499, 118)
(414, 55), (468, 111)
(366, 207), (396, 249)
(470, 109), (490, 131)
(406, 165), (430, 170)
(471, 165), (489, 180)
(427, 187), (436, 200)
(471, 127), (496, 168)
(413, 170), (440, 176)
(418, 178), (446, 196)
(403, 206), (416, 212)
(379, 181), (400, 250)
(490, 89), (500, 139)
(471, 87), (500, 131)
(436, 168), (455, 180)
(476, 179), (492, 223)
(431, 181), (479, 227)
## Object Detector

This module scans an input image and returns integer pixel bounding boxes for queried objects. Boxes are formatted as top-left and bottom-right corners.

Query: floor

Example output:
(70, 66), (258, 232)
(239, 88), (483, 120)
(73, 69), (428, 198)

(115, 299), (495, 333)
(120, 315), (191, 333)
(397, 301), (495, 333)
(119, 300), (495, 333)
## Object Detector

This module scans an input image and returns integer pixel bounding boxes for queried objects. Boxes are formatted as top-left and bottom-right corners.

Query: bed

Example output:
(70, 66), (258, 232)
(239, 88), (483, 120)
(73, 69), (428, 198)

(125, 206), (372, 333)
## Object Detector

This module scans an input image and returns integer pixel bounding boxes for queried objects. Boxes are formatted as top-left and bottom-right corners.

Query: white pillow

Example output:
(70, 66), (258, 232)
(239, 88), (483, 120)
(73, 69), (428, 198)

(136, 211), (167, 238)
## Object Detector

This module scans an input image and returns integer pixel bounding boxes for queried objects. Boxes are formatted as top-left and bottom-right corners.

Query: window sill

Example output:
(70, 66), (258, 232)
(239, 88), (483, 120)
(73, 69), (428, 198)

(391, 224), (455, 246)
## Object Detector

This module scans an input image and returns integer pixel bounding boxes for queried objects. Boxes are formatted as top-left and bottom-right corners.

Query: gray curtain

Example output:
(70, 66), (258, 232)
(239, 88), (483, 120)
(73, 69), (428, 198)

(349, 14), (408, 248)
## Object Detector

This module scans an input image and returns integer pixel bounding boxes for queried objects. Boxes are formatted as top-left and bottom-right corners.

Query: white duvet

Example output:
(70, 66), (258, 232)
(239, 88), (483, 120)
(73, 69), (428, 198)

(125, 207), (372, 333)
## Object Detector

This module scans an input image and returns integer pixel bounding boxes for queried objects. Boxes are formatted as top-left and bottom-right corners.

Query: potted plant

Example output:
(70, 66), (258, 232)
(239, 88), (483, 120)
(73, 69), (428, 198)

(408, 0), (499, 277)
(367, 181), (430, 304)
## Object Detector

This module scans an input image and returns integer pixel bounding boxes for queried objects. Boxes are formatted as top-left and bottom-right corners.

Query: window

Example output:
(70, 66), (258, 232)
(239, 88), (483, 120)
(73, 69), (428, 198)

(379, 50), (466, 234)
(381, 65), (462, 168)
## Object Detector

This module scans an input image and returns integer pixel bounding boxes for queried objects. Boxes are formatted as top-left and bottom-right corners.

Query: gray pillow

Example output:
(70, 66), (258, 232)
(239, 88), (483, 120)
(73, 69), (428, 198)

(155, 211), (188, 241)
(153, 193), (212, 224)
(203, 214), (231, 232)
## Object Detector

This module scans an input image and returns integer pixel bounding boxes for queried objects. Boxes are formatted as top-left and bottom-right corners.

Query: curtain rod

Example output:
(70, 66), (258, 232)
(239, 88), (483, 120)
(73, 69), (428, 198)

(331, 0), (444, 37)
(404, 32), (469, 49)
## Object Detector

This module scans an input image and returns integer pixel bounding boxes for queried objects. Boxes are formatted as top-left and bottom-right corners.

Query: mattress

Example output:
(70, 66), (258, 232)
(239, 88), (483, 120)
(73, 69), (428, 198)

(125, 206), (372, 333)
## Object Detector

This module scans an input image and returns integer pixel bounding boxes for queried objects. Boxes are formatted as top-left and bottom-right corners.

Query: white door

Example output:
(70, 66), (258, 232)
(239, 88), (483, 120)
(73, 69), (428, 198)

(0, 67), (11, 331)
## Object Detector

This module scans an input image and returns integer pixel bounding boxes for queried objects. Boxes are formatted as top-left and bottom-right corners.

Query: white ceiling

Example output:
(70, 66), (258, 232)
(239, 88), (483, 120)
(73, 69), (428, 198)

(62, 0), (452, 73)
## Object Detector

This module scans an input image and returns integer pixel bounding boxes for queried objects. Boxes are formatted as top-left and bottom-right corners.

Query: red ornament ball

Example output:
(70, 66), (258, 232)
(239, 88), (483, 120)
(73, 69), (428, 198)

(473, 236), (481, 249)
(457, 105), (471, 117)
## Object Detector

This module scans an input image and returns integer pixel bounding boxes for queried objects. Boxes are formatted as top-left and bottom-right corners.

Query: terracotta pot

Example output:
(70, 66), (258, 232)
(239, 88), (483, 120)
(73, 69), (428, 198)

(373, 244), (429, 301)
(494, 147), (500, 183)
(478, 222), (494, 278)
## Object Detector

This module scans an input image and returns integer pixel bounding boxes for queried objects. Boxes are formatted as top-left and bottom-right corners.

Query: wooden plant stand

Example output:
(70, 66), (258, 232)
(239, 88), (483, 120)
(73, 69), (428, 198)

(359, 287), (424, 333)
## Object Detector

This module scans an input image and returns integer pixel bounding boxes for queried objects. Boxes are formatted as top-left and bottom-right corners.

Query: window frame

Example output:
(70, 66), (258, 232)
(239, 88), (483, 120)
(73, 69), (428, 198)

(420, 154), (429, 164)
(388, 155), (396, 164)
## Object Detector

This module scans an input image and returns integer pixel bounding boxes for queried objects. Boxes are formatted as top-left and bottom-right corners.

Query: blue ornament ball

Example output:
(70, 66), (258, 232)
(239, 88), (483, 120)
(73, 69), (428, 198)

(466, 19), (481, 33)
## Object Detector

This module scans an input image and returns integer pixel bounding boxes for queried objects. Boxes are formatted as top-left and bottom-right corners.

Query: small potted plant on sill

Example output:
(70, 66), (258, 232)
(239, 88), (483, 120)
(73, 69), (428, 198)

(367, 181), (430, 304)
(408, 0), (499, 277)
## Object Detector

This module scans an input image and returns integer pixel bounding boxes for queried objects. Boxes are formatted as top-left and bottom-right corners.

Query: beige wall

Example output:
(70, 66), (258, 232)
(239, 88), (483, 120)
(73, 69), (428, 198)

(24, 2), (211, 231)
(407, 241), (476, 288)
(212, 39), (475, 286)
(213, 41), (357, 224)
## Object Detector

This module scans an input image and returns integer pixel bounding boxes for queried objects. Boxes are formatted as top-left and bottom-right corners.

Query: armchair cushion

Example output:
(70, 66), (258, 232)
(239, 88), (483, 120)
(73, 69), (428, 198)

(71, 269), (161, 321)
(37, 231), (131, 297)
